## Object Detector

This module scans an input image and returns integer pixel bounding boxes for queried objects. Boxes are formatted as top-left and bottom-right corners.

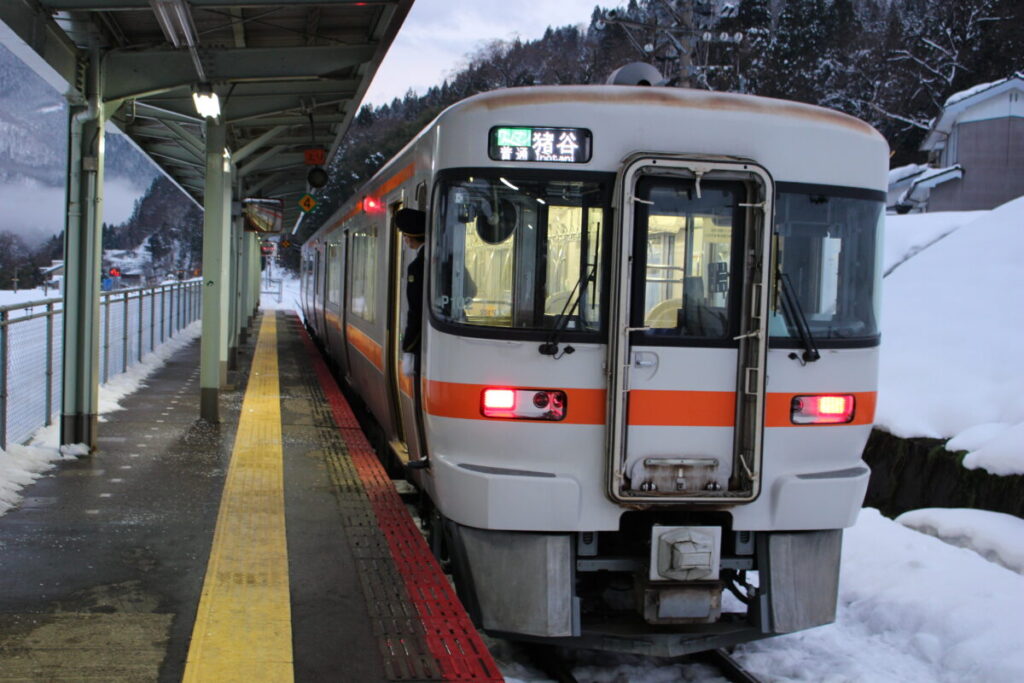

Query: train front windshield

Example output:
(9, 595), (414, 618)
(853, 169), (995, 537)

(770, 187), (884, 345)
(431, 172), (612, 335)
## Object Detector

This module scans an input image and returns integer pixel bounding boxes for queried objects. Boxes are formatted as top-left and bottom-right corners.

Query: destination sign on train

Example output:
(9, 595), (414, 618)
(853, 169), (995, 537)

(489, 126), (592, 163)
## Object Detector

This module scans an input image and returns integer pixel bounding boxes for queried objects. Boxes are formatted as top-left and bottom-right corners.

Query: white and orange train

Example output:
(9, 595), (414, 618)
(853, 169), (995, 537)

(301, 81), (887, 654)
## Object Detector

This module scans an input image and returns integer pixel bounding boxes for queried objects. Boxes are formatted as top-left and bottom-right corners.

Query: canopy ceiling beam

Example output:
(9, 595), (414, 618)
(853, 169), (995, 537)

(103, 45), (374, 101)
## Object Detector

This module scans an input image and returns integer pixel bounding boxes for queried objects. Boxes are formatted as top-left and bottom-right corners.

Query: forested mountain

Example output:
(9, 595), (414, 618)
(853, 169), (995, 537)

(0, 44), (172, 288)
(103, 176), (204, 279)
(297, 0), (1023, 243)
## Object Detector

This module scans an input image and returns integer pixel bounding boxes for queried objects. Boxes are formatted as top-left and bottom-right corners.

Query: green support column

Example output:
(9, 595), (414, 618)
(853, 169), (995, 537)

(199, 121), (230, 421)
(227, 202), (239, 370)
(219, 159), (232, 382)
(251, 233), (259, 319)
(60, 54), (105, 450)
(237, 194), (249, 345)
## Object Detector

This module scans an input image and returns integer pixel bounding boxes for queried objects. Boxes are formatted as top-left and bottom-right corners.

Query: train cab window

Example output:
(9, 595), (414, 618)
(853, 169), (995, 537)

(349, 225), (377, 322)
(432, 172), (611, 335)
(634, 177), (744, 339)
(770, 187), (883, 344)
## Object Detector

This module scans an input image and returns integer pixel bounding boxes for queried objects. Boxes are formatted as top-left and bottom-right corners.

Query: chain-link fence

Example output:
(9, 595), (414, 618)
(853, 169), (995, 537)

(0, 280), (202, 448)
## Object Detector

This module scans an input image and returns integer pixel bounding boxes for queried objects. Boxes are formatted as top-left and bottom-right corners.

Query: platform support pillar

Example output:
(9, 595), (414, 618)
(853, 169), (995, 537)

(250, 231), (260, 319)
(199, 120), (232, 422)
(60, 52), (106, 451)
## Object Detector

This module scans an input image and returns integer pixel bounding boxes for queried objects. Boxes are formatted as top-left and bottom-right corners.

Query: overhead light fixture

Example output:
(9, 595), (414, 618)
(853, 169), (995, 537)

(192, 83), (220, 119)
(151, 0), (209, 81)
(150, 0), (198, 48)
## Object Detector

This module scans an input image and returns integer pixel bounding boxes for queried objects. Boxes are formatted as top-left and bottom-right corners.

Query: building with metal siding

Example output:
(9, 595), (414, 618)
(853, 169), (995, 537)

(920, 74), (1024, 212)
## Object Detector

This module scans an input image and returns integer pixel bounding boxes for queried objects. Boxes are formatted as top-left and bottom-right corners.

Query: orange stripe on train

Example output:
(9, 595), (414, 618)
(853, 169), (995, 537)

(424, 380), (876, 428)
(346, 323), (383, 371)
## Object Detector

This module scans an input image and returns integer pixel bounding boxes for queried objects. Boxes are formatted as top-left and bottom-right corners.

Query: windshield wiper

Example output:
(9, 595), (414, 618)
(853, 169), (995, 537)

(539, 263), (597, 359)
(778, 272), (820, 364)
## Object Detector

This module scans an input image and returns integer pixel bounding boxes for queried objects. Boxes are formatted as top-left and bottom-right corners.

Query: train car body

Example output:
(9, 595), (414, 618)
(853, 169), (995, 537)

(302, 85), (887, 654)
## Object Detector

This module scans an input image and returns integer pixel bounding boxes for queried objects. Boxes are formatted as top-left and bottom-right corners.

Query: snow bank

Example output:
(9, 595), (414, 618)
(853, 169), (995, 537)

(882, 210), (984, 276)
(735, 509), (1024, 683)
(0, 439), (76, 515)
(898, 507), (1024, 575)
(878, 196), (1024, 475)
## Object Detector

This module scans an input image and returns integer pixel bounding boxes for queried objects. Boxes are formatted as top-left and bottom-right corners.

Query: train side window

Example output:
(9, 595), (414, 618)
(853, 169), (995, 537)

(326, 241), (342, 305)
(349, 225), (377, 322)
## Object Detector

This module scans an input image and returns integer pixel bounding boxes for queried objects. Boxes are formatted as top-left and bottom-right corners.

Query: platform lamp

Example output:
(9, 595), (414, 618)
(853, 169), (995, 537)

(192, 83), (220, 119)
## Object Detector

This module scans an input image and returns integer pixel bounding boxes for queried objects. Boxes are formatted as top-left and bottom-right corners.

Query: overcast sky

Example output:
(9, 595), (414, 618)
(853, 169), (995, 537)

(360, 0), (602, 107)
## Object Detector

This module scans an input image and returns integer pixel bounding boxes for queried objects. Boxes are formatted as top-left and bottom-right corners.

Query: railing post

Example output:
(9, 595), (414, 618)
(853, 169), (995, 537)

(138, 288), (144, 362)
(122, 290), (129, 372)
(102, 292), (110, 384)
(150, 286), (156, 353)
(0, 310), (7, 450)
(45, 303), (53, 427)
(160, 286), (166, 343)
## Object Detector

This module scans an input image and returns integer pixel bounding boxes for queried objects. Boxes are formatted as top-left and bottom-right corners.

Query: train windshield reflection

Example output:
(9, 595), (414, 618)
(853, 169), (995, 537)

(431, 172), (611, 333)
(770, 190), (883, 343)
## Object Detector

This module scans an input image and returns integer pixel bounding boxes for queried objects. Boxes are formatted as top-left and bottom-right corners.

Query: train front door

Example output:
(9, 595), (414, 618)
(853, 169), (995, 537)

(607, 158), (771, 503)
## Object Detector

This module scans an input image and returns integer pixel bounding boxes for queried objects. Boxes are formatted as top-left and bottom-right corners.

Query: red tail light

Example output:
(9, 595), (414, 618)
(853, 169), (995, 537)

(791, 394), (855, 424)
(482, 388), (515, 411)
(481, 388), (566, 421)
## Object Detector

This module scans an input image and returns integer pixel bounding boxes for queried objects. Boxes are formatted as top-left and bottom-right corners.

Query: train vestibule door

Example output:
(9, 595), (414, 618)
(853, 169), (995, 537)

(387, 200), (423, 464)
(606, 158), (772, 503)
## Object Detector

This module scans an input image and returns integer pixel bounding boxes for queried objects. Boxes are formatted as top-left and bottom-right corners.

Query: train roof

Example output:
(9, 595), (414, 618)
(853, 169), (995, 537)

(309, 85), (888, 244)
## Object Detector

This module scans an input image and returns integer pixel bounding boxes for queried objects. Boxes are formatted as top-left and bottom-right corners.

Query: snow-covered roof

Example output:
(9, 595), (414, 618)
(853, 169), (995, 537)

(888, 163), (928, 189)
(921, 73), (1024, 150)
(896, 165), (963, 208)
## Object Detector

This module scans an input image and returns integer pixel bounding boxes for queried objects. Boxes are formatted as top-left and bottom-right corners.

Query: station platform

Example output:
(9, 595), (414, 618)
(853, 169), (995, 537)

(0, 311), (502, 682)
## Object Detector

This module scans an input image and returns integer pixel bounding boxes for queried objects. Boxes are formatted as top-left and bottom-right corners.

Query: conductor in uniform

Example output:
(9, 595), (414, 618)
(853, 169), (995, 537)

(395, 208), (426, 358)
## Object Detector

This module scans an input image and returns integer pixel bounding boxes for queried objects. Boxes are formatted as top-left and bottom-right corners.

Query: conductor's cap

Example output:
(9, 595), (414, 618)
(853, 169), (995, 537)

(395, 208), (426, 237)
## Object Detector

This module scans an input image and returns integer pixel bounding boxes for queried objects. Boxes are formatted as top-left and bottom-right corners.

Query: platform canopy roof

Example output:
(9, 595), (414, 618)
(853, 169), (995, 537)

(0, 0), (413, 227)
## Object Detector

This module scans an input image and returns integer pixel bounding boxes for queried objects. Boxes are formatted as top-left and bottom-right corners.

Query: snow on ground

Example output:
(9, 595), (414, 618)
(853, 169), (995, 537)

(898, 507), (1024, 575)
(0, 286), (55, 306)
(259, 269), (302, 314)
(878, 196), (1024, 475)
(732, 509), (1024, 683)
(0, 320), (200, 516)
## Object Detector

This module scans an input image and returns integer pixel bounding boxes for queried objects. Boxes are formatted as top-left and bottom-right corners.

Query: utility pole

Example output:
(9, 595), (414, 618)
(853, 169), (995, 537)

(597, 0), (743, 88)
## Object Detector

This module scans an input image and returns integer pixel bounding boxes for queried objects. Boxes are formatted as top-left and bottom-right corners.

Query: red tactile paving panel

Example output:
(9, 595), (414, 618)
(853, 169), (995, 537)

(295, 316), (503, 682)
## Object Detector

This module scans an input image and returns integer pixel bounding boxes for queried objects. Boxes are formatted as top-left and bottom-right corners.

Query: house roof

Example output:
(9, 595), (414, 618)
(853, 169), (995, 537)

(920, 73), (1024, 151)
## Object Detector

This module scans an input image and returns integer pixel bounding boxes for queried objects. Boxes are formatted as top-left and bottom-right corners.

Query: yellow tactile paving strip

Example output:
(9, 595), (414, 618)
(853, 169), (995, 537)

(183, 315), (293, 682)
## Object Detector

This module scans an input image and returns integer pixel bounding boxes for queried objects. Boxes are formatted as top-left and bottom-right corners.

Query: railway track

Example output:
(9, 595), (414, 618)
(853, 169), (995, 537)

(525, 644), (763, 683)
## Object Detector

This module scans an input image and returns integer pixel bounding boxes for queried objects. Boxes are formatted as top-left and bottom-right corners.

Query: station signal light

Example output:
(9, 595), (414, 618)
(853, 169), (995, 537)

(109, 267), (121, 277)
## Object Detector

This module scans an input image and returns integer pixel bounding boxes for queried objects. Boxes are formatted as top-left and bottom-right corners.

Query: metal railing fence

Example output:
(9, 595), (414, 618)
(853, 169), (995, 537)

(0, 280), (202, 449)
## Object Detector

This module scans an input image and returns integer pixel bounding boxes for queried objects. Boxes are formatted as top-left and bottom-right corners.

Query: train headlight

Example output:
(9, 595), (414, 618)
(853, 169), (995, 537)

(791, 394), (855, 424)
(481, 388), (567, 421)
